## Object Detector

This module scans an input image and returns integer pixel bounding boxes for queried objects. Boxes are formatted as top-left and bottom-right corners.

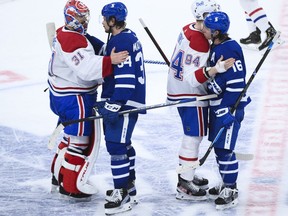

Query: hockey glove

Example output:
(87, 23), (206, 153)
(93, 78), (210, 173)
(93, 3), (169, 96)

(96, 101), (122, 125)
(215, 107), (235, 129)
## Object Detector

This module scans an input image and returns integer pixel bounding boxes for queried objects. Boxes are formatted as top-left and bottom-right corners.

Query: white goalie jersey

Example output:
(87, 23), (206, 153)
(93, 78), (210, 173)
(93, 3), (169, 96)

(167, 23), (211, 107)
(48, 27), (112, 96)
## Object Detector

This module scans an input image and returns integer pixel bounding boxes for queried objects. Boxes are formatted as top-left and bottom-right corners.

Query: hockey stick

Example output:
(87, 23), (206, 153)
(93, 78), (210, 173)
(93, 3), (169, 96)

(46, 22), (55, 49)
(48, 94), (217, 150)
(139, 18), (170, 65)
(140, 18), (256, 165)
(144, 59), (167, 65)
(195, 31), (281, 169)
(46, 22), (169, 66)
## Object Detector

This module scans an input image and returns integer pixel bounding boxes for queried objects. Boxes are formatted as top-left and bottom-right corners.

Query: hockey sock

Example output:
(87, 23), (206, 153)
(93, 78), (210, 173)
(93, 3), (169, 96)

(214, 148), (238, 185)
(127, 144), (136, 181)
(178, 135), (201, 181)
(111, 154), (130, 189)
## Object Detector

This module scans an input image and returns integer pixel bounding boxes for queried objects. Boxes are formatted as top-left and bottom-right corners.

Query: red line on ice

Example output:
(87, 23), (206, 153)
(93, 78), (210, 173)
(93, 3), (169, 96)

(245, 2), (288, 214)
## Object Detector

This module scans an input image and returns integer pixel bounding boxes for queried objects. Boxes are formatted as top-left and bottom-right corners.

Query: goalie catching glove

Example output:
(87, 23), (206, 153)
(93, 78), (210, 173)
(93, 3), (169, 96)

(215, 107), (236, 129)
(96, 101), (122, 124)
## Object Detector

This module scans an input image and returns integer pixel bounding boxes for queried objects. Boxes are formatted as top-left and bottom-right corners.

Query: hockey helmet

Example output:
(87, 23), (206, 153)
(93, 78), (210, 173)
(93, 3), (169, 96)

(64, 0), (90, 34)
(191, 0), (220, 21)
(101, 2), (128, 22)
(204, 11), (230, 34)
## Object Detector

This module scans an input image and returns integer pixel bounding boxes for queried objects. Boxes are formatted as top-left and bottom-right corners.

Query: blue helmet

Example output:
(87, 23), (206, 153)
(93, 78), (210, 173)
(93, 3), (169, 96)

(204, 11), (230, 34)
(101, 2), (128, 22)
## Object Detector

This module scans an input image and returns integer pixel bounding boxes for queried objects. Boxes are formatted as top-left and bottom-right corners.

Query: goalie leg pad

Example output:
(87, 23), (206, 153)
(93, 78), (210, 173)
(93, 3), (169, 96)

(51, 136), (69, 184)
(76, 118), (101, 194)
(59, 119), (101, 195)
(59, 151), (86, 194)
(59, 153), (98, 195)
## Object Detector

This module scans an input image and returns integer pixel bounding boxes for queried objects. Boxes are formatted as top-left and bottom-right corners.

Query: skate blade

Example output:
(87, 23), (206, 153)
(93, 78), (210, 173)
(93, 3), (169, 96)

(208, 194), (219, 200)
(105, 195), (138, 205)
(241, 37), (285, 52)
(176, 192), (208, 201)
(130, 196), (138, 205)
(105, 202), (132, 215)
(59, 194), (92, 202)
(216, 198), (239, 210)
(241, 43), (260, 51)
(50, 185), (59, 194)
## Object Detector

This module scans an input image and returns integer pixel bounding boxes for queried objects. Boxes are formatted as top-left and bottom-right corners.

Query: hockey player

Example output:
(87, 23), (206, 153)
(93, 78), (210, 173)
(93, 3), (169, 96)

(167, 0), (235, 201)
(239, 0), (276, 50)
(202, 11), (251, 210)
(96, 2), (146, 215)
(48, 0), (128, 200)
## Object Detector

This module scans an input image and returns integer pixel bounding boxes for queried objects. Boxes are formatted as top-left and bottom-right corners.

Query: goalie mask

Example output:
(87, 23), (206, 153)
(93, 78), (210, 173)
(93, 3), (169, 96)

(191, 0), (220, 21)
(64, 0), (90, 34)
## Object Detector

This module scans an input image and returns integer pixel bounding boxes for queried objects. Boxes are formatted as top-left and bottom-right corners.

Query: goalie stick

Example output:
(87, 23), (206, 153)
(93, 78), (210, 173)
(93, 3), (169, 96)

(46, 22), (55, 50)
(176, 31), (281, 173)
(48, 94), (217, 150)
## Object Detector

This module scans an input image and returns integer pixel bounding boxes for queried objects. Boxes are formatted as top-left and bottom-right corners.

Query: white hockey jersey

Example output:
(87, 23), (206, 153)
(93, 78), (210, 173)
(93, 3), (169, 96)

(167, 23), (210, 107)
(48, 26), (112, 96)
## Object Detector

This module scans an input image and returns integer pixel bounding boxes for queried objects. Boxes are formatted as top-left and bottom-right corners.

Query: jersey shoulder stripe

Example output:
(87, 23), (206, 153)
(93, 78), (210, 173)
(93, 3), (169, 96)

(56, 27), (88, 53)
(183, 23), (210, 53)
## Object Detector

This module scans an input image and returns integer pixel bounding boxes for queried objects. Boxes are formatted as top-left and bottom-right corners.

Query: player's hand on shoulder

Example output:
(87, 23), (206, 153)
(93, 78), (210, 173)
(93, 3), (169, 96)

(110, 47), (129, 65)
(215, 55), (235, 73)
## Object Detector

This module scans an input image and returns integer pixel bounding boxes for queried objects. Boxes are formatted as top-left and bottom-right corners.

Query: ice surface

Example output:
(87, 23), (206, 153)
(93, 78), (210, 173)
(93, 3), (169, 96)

(0, 0), (287, 215)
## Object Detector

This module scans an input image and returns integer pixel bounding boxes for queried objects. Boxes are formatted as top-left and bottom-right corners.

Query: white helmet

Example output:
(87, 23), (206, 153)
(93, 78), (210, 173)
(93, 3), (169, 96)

(191, 0), (220, 21)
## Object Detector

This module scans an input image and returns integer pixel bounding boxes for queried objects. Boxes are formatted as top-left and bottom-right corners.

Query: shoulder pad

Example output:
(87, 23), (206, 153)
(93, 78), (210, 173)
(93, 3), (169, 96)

(183, 24), (210, 53)
(57, 28), (88, 53)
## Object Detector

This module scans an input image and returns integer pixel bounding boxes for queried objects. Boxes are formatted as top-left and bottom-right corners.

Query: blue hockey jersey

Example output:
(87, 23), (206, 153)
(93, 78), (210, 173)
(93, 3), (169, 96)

(85, 33), (105, 55)
(207, 38), (251, 110)
(101, 29), (146, 113)
(207, 38), (251, 147)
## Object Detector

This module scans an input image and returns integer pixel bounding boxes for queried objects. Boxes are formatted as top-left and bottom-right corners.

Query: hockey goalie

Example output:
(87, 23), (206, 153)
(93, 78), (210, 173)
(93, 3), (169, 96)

(47, 0), (127, 200)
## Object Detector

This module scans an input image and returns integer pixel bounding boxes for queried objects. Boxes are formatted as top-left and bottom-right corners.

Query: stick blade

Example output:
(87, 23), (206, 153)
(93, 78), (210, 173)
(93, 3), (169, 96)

(196, 94), (218, 101)
(48, 124), (64, 150)
(236, 152), (254, 161)
(46, 22), (56, 49)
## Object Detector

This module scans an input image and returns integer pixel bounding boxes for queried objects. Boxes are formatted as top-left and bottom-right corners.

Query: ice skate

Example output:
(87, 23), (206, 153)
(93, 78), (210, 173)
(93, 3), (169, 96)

(176, 175), (207, 201)
(258, 26), (277, 51)
(208, 185), (223, 200)
(105, 188), (132, 215)
(215, 187), (239, 210)
(241, 30), (283, 52)
(192, 175), (209, 190)
(59, 186), (92, 202)
(106, 181), (137, 204)
(240, 28), (261, 45)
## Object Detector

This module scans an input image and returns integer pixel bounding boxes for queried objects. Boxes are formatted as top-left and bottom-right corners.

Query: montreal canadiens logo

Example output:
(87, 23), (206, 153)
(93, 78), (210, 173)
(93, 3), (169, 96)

(75, 1), (88, 11)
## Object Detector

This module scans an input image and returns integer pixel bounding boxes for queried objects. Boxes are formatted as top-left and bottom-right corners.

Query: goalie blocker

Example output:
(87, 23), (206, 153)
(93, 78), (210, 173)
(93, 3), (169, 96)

(51, 116), (101, 199)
